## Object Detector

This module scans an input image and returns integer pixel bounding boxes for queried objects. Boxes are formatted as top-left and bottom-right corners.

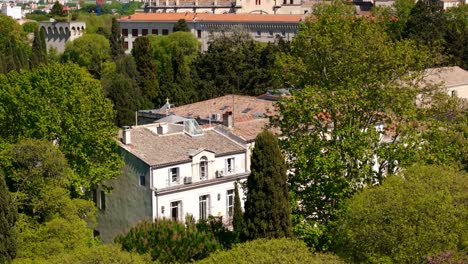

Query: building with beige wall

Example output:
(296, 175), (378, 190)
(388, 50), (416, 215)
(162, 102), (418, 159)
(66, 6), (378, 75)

(141, 0), (312, 14)
(119, 12), (304, 51)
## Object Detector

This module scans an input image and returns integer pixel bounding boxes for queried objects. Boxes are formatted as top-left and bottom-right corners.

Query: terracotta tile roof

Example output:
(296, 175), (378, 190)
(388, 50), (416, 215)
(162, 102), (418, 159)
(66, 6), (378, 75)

(423, 66), (468, 88)
(162, 95), (277, 123)
(119, 13), (305, 23)
(119, 125), (245, 167)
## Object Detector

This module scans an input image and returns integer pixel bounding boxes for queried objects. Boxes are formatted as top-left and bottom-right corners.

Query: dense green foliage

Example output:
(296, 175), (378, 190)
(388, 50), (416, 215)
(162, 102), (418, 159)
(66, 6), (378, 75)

(334, 165), (468, 263)
(62, 34), (112, 78)
(102, 55), (144, 126)
(173, 19), (189, 32)
(273, 2), (443, 249)
(0, 14), (30, 74)
(132, 36), (159, 104)
(197, 238), (344, 264)
(21, 22), (38, 33)
(109, 17), (124, 59)
(148, 32), (199, 106)
(194, 29), (283, 100)
(116, 218), (221, 263)
(404, 0), (446, 45)
(30, 28), (47, 68)
(50, 1), (66, 17)
(244, 130), (291, 240)
(0, 63), (122, 190)
(0, 171), (17, 264)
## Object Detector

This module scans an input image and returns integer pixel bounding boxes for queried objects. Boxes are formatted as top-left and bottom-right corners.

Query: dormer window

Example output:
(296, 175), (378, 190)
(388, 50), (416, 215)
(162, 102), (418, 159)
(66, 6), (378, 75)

(226, 158), (235, 174)
(169, 167), (179, 185)
(200, 156), (208, 180)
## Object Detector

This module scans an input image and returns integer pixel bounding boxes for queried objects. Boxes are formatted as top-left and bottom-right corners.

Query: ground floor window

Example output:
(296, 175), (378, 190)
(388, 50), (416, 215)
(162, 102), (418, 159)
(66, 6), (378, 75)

(171, 201), (182, 221)
(199, 195), (210, 220)
(226, 189), (234, 221)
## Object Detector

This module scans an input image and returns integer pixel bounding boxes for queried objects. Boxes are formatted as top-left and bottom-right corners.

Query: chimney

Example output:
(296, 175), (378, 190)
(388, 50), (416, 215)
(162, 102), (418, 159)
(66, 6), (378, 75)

(122, 126), (131, 145)
(223, 111), (233, 128)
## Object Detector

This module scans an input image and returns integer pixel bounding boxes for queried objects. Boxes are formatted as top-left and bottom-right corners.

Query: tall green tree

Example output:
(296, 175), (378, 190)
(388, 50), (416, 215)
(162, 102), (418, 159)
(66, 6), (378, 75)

(404, 0), (446, 45)
(232, 181), (244, 240)
(0, 63), (122, 191)
(102, 55), (144, 126)
(444, 4), (468, 69)
(273, 1), (438, 249)
(243, 130), (291, 240)
(50, 1), (66, 17)
(0, 171), (17, 264)
(62, 34), (112, 79)
(109, 17), (124, 59)
(132, 36), (159, 104)
(30, 27), (47, 68)
(334, 165), (468, 263)
(0, 14), (30, 74)
(173, 19), (189, 32)
(194, 29), (281, 99)
(148, 32), (199, 106)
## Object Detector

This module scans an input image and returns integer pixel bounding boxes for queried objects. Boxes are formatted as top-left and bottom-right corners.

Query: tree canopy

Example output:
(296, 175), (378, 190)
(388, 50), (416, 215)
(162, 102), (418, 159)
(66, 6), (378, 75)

(272, 1), (440, 249)
(0, 63), (122, 191)
(333, 165), (468, 263)
(62, 34), (112, 79)
(0, 171), (17, 264)
(197, 238), (344, 264)
(243, 130), (291, 240)
(116, 218), (221, 263)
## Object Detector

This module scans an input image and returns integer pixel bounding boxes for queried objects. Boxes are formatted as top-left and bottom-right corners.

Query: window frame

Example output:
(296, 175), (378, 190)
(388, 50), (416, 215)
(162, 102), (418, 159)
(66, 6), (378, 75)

(131, 28), (138, 37)
(226, 189), (234, 221)
(199, 195), (210, 220)
(226, 158), (235, 174)
(171, 200), (182, 221)
(169, 167), (179, 185)
(200, 156), (208, 180)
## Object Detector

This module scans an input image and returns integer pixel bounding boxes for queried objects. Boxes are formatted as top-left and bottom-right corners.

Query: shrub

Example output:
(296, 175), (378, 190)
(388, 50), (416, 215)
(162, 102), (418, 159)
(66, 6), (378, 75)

(333, 165), (468, 263)
(197, 238), (344, 264)
(115, 218), (221, 263)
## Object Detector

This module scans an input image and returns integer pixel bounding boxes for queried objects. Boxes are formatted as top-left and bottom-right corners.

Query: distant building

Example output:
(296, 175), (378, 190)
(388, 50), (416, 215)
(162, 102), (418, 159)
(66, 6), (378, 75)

(423, 66), (468, 101)
(38, 21), (86, 53)
(119, 12), (304, 51)
(96, 119), (249, 242)
(1, 2), (22, 19)
(140, 0), (313, 15)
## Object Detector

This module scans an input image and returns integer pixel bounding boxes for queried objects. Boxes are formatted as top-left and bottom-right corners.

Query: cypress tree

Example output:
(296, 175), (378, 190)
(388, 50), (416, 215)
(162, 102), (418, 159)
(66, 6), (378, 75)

(243, 130), (292, 240)
(132, 36), (159, 104)
(30, 27), (47, 68)
(109, 17), (125, 59)
(404, 0), (446, 45)
(0, 171), (17, 263)
(232, 181), (244, 240)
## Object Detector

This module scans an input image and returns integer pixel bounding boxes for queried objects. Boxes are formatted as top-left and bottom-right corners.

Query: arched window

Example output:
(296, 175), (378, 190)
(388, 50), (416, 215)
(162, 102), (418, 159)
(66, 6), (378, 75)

(200, 156), (208, 180)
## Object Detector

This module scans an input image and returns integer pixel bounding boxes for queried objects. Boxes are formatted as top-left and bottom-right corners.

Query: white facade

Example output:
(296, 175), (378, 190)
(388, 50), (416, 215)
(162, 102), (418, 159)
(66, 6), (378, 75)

(1, 3), (22, 19)
(97, 121), (249, 242)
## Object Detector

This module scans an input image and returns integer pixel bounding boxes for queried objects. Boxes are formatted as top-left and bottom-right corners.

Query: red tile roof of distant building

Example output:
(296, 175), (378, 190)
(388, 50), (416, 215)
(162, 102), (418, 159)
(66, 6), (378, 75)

(119, 13), (305, 23)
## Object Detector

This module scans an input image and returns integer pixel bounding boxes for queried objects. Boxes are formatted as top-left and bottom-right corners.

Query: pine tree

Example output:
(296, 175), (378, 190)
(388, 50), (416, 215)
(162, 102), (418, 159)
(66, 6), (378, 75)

(173, 19), (189, 32)
(132, 36), (159, 104)
(232, 181), (244, 240)
(243, 130), (292, 240)
(109, 17), (124, 59)
(0, 171), (17, 263)
(404, 0), (446, 45)
(30, 27), (47, 68)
